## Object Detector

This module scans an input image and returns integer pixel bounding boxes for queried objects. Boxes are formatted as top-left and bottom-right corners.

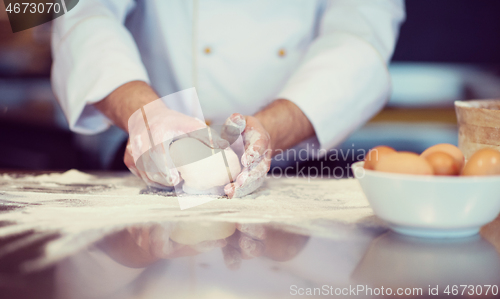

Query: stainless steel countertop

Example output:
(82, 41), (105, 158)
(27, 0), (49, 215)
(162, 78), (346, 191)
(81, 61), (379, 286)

(1, 171), (500, 299)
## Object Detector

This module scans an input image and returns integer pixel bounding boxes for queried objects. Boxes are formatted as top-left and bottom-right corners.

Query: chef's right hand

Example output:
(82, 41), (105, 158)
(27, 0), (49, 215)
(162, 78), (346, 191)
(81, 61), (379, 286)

(124, 100), (226, 188)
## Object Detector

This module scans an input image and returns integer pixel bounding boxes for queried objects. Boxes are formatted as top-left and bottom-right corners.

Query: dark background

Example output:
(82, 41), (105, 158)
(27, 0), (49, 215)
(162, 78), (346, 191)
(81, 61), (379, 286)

(393, 0), (500, 64)
(1, 0), (500, 172)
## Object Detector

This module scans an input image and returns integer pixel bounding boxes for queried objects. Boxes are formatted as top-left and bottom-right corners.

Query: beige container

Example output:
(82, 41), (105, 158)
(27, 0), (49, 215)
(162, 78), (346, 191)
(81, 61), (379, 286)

(455, 100), (500, 160)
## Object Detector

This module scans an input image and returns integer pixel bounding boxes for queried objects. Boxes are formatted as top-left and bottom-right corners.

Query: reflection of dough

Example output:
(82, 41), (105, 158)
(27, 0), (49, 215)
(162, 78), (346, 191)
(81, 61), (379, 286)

(170, 222), (236, 245)
(170, 138), (241, 194)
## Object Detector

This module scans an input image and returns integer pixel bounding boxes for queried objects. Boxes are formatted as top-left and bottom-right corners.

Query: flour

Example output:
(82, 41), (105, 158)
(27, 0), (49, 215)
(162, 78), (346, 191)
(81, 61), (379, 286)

(0, 170), (378, 272)
(2, 169), (95, 184)
(242, 129), (262, 167)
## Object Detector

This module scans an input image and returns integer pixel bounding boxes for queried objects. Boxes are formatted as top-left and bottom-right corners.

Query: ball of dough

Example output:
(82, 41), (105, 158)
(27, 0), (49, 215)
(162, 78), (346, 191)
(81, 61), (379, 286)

(169, 137), (241, 194)
(170, 222), (236, 245)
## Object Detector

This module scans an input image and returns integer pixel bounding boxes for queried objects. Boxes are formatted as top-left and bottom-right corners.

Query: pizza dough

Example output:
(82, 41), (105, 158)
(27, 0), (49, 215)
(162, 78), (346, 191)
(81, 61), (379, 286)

(169, 137), (241, 194)
(170, 222), (236, 245)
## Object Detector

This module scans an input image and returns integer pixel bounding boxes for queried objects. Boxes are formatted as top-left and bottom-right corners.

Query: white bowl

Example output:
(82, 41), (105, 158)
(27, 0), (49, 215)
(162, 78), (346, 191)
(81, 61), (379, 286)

(352, 161), (500, 238)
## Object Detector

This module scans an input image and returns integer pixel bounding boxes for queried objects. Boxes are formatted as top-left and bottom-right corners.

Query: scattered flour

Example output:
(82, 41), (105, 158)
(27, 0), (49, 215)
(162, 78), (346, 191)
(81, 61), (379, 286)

(2, 169), (96, 184)
(0, 169), (378, 271)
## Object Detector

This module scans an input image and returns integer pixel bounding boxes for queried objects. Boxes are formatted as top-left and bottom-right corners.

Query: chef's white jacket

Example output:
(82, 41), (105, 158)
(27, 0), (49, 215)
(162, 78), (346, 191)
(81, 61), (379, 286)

(51, 0), (405, 150)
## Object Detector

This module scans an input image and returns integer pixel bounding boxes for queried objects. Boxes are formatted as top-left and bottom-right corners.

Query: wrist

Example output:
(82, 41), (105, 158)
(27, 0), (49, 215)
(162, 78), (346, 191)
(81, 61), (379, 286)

(94, 81), (159, 132)
(254, 99), (314, 155)
(254, 110), (279, 156)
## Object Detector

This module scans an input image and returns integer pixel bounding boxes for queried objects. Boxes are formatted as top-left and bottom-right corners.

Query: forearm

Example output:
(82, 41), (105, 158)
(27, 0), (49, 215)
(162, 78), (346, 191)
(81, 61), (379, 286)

(254, 99), (315, 155)
(93, 81), (159, 132)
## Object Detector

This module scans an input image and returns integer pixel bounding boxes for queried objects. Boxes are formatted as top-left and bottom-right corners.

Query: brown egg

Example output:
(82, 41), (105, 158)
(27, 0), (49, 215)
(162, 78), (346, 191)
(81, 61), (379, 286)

(364, 146), (397, 170)
(424, 152), (460, 176)
(399, 151), (420, 156)
(421, 144), (464, 170)
(462, 148), (500, 176)
(375, 152), (434, 175)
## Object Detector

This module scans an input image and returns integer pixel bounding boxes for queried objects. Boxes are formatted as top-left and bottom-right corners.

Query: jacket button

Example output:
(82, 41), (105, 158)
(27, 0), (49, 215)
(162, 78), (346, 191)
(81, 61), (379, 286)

(204, 47), (212, 54)
(278, 48), (286, 57)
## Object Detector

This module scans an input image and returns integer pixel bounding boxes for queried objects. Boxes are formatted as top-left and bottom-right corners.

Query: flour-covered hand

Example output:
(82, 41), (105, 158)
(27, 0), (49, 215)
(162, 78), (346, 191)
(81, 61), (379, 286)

(125, 100), (227, 188)
(223, 113), (271, 198)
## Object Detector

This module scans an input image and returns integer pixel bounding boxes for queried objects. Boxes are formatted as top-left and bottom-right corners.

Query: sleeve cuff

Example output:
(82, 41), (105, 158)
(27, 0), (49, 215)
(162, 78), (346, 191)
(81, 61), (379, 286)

(51, 16), (150, 135)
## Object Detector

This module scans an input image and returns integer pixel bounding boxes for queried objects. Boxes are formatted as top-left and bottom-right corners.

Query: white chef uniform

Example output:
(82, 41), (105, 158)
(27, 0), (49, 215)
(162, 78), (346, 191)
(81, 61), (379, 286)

(51, 0), (405, 151)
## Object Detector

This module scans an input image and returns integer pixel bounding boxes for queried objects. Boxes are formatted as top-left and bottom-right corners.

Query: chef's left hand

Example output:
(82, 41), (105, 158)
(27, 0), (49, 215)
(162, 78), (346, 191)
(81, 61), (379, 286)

(222, 113), (272, 198)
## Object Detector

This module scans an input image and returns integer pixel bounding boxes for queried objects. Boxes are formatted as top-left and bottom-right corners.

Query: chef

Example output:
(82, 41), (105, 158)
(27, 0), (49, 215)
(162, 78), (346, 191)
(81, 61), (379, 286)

(51, 0), (405, 198)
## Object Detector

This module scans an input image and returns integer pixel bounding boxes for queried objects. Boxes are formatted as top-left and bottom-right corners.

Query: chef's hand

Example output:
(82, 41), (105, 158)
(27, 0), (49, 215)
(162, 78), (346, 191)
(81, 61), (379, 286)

(124, 103), (202, 188)
(222, 100), (316, 198)
(93, 81), (228, 189)
(223, 113), (272, 198)
(125, 100), (228, 188)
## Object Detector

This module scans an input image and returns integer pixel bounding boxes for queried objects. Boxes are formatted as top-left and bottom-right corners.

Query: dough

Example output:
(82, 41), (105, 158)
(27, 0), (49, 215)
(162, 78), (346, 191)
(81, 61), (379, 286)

(169, 137), (241, 194)
(170, 222), (236, 245)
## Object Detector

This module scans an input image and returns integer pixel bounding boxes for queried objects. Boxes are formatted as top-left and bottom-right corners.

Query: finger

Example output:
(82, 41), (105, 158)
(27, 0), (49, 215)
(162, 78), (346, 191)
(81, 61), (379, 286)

(224, 158), (269, 198)
(224, 174), (265, 199)
(124, 143), (140, 177)
(142, 147), (180, 187)
(241, 129), (270, 167)
(134, 164), (167, 188)
(225, 229), (241, 248)
(144, 169), (179, 188)
(239, 235), (265, 259)
(221, 113), (246, 146)
(142, 173), (174, 189)
(134, 156), (176, 188)
(233, 176), (265, 198)
(236, 223), (266, 240)
(221, 245), (242, 270)
(125, 143), (161, 187)
(126, 225), (150, 249)
(133, 159), (158, 186)
(149, 224), (179, 258)
(131, 144), (178, 188)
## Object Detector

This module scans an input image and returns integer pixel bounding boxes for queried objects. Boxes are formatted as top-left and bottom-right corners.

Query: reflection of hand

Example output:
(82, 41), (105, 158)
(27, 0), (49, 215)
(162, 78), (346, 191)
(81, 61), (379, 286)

(124, 101), (227, 189)
(221, 224), (309, 270)
(481, 215), (500, 254)
(100, 223), (308, 270)
(99, 223), (227, 268)
(223, 113), (272, 198)
(127, 224), (227, 258)
(222, 223), (267, 270)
